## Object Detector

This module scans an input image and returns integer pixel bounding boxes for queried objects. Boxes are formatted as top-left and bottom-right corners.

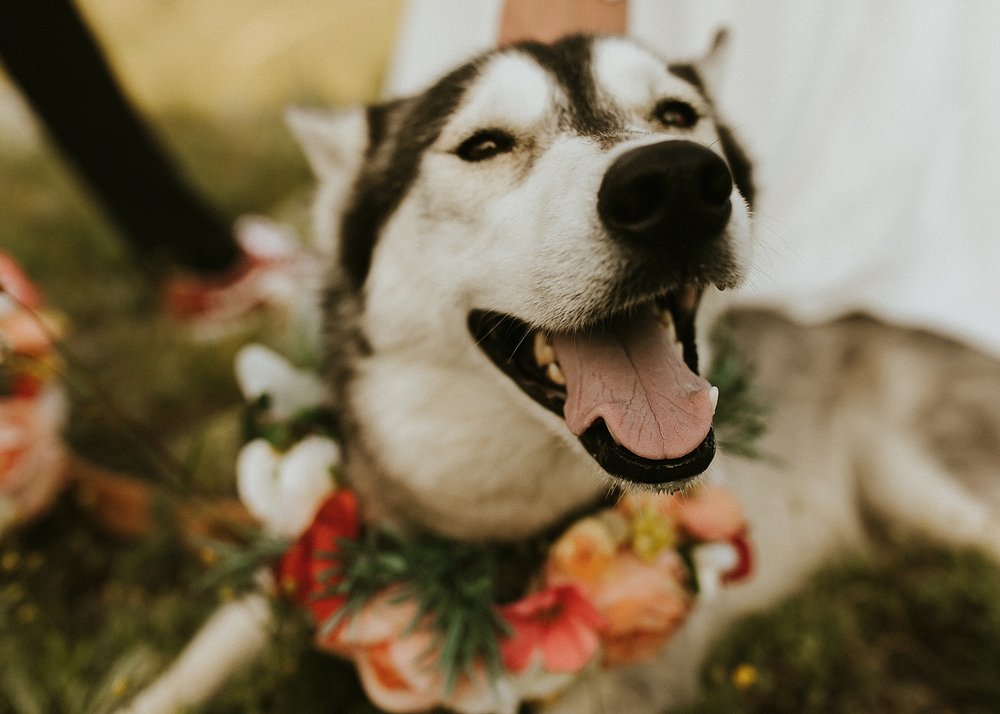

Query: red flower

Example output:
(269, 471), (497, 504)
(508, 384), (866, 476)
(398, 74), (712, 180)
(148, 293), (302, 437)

(721, 530), (754, 584)
(499, 584), (606, 674)
(274, 489), (359, 625)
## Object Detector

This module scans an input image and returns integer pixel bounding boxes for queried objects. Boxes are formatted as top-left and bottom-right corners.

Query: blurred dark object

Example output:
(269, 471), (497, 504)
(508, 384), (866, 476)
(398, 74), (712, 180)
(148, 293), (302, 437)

(0, 0), (240, 277)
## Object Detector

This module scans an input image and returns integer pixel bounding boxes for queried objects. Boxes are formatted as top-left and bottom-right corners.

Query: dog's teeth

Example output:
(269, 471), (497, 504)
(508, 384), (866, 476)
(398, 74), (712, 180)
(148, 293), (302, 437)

(546, 362), (566, 385)
(533, 332), (556, 367)
(709, 385), (719, 415)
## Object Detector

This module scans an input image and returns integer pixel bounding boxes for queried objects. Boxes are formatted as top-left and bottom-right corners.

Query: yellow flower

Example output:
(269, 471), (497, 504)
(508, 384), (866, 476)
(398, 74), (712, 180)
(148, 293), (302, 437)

(630, 507), (675, 561)
(732, 663), (759, 690)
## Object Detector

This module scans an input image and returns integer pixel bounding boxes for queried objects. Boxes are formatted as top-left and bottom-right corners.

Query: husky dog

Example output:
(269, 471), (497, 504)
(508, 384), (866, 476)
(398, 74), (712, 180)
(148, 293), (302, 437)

(124, 33), (1000, 714)
(290, 33), (753, 542)
(285, 31), (1000, 711)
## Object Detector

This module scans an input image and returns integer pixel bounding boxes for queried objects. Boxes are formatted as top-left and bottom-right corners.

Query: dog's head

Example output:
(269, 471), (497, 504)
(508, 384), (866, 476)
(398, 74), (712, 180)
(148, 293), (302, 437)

(290, 35), (754, 536)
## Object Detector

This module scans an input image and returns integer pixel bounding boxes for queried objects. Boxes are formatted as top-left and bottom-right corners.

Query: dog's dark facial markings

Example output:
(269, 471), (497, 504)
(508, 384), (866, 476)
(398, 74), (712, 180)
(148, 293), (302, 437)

(667, 62), (755, 206)
(515, 35), (620, 139)
(715, 122), (755, 207)
(339, 62), (482, 289)
(667, 62), (705, 92)
(337, 35), (751, 295)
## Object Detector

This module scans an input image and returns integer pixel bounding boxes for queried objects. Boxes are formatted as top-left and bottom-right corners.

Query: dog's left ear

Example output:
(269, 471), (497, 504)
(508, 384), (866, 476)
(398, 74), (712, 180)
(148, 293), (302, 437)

(285, 106), (368, 178)
(698, 28), (731, 93)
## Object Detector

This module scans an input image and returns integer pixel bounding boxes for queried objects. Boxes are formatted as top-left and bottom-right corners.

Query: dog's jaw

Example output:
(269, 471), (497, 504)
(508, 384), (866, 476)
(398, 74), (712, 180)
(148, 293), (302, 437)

(344, 351), (607, 540)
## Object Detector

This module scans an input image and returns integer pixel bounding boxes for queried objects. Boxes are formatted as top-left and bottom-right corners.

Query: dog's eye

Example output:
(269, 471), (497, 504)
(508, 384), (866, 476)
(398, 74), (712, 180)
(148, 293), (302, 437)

(455, 129), (516, 162)
(653, 100), (698, 129)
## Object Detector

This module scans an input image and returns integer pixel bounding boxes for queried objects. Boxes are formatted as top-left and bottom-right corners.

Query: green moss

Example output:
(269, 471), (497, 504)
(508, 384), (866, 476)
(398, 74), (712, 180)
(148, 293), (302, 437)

(678, 545), (1000, 714)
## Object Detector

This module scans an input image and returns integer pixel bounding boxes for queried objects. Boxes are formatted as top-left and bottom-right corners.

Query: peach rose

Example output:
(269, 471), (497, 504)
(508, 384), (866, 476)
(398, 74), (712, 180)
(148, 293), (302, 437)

(554, 551), (691, 667)
(328, 590), (513, 714)
(547, 515), (622, 583)
(674, 484), (746, 541)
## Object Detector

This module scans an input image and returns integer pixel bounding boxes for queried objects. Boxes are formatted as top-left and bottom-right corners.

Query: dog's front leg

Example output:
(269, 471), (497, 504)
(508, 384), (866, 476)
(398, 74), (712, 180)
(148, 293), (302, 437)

(858, 433), (1000, 561)
(117, 592), (272, 714)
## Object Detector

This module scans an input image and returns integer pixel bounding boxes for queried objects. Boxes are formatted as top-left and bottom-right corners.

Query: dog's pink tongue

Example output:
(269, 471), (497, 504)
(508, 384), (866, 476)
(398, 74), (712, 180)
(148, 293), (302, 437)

(552, 311), (713, 460)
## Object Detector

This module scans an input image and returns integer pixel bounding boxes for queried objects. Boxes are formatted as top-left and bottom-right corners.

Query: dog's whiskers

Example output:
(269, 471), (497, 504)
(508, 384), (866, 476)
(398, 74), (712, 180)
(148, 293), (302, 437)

(473, 313), (513, 349)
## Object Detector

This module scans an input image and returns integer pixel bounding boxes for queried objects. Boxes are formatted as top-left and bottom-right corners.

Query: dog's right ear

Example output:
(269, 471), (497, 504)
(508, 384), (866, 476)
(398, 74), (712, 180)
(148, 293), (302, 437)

(285, 106), (368, 178)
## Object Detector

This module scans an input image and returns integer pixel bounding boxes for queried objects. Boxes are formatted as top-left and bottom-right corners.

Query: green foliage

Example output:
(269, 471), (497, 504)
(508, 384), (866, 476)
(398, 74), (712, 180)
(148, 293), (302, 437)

(0, 499), (209, 714)
(328, 530), (513, 693)
(707, 328), (770, 460)
(243, 394), (340, 451)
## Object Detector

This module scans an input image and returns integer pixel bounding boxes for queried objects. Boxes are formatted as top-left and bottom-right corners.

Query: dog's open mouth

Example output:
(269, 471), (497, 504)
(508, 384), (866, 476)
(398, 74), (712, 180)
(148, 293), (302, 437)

(468, 285), (718, 488)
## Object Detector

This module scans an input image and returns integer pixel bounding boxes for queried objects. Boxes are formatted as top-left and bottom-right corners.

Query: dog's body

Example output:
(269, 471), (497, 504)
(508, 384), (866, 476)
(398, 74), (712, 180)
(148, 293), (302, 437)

(125, 34), (1000, 714)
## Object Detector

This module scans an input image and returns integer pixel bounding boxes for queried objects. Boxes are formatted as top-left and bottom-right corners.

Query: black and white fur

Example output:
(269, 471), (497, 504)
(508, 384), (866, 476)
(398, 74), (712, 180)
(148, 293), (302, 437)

(293, 34), (753, 540)
(123, 33), (1000, 714)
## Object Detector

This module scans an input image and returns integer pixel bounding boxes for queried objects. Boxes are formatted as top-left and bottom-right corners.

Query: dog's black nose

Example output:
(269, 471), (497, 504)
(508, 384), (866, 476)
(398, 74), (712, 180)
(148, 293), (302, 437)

(597, 140), (733, 248)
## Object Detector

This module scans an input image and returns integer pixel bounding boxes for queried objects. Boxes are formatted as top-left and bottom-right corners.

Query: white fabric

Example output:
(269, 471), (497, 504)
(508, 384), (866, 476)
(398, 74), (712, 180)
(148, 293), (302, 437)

(386, 0), (1000, 357)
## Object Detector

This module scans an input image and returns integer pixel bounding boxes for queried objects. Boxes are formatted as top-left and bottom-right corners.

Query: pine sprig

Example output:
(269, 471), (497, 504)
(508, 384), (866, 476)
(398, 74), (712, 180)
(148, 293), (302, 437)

(193, 535), (291, 595)
(242, 394), (340, 451)
(322, 530), (511, 693)
(708, 328), (770, 459)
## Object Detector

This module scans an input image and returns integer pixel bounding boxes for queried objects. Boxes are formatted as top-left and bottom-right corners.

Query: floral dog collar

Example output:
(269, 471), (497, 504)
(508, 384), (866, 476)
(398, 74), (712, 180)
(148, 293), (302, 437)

(234, 345), (753, 714)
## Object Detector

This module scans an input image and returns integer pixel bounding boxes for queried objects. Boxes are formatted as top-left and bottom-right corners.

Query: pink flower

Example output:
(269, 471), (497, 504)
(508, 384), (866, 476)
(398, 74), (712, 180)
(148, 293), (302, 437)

(0, 252), (43, 309)
(552, 551), (692, 667)
(0, 387), (67, 528)
(0, 252), (54, 358)
(499, 584), (606, 674)
(619, 484), (746, 543)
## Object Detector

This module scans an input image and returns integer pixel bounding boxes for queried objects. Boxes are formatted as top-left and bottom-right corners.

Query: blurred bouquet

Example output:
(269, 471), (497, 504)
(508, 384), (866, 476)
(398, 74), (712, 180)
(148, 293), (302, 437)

(0, 252), (68, 534)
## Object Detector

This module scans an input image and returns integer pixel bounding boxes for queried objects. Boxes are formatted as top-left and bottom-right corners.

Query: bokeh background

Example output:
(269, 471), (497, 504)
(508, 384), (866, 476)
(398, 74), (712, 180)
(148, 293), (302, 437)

(2, 2), (1000, 713)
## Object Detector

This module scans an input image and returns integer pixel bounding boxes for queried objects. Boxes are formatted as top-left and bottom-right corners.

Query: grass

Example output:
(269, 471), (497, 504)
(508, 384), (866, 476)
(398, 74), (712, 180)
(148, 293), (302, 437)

(682, 544), (1000, 714)
(3, 112), (1000, 713)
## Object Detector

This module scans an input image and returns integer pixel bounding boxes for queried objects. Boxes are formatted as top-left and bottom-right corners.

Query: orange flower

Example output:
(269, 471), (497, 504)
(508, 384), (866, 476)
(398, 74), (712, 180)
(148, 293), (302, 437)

(563, 551), (692, 667)
(353, 628), (442, 713)
(547, 515), (621, 582)
(620, 484), (746, 542)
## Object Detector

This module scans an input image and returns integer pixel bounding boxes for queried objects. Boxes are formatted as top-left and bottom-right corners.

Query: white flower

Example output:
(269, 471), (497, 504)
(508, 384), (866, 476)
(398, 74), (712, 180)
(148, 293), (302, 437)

(236, 436), (339, 538)
(691, 542), (740, 600)
(234, 344), (326, 419)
